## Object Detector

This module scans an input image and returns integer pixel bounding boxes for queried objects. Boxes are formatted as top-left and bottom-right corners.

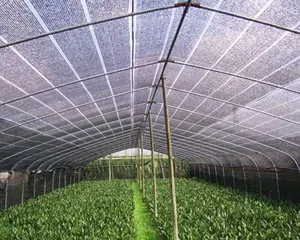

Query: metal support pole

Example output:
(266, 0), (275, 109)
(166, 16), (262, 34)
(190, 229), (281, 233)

(222, 166), (226, 185)
(58, 169), (61, 189)
(214, 165), (218, 184)
(97, 163), (101, 179)
(232, 168), (236, 189)
(109, 155), (112, 181)
(141, 131), (145, 197)
(1, 5), (180, 49)
(161, 76), (179, 240)
(52, 170), (55, 191)
(64, 170), (67, 186)
(21, 177), (25, 205)
(4, 179), (9, 210)
(138, 143), (142, 189)
(207, 166), (211, 182)
(44, 177), (47, 194)
(33, 173), (36, 198)
(149, 112), (158, 217)
(78, 169), (81, 182)
(258, 169), (262, 196)
(201, 165), (203, 178)
(73, 170), (76, 184)
(275, 167), (280, 200)
(135, 150), (139, 182)
(102, 159), (105, 178)
(242, 166), (247, 191)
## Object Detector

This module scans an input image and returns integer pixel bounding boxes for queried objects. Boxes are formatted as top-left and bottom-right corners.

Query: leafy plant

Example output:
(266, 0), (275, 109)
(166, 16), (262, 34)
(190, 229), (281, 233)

(145, 179), (300, 239)
(0, 180), (135, 240)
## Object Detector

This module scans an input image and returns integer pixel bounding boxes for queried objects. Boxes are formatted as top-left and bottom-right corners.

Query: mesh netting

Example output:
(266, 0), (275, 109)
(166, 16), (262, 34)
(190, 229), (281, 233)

(0, 0), (300, 202)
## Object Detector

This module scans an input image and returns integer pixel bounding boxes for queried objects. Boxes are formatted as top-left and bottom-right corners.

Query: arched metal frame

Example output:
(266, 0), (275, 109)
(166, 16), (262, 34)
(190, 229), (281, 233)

(0, 0), (299, 188)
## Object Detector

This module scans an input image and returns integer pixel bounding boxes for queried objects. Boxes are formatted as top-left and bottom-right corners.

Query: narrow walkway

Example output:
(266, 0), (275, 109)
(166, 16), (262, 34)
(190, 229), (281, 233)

(132, 183), (159, 240)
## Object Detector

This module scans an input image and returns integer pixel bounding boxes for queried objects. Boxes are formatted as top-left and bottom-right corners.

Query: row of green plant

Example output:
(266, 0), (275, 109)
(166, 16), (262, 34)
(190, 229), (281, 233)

(0, 180), (135, 239)
(84, 155), (189, 180)
(85, 156), (136, 168)
(84, 165), (136, 180)
(145, 179), (300, 239)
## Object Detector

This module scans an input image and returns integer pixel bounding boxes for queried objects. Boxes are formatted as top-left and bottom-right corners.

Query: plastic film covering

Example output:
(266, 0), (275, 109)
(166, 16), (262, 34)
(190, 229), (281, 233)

(0, 0), (299, 191)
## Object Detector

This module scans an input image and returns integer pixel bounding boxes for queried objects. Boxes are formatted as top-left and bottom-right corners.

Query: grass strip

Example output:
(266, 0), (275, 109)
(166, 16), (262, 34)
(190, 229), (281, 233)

(132, 183), (159, 240)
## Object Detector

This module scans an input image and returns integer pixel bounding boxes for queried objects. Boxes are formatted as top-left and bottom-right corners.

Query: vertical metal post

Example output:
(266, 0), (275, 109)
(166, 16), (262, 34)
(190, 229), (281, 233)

(214, 165), (218, 184)
(200, 165), (203, 179)
(63, 169), (66, 185)
(78, 169), (81, 182)
(275, 167), (280, 200)
(222, 166), (226, 185)
(52, 169), (55, 191)
(177, 160), (180, 178)
(4, 179), (9, 211)
(21, 177), (25, 205)
(112, 164), (115, 180)
(149, 112), (158, 217)
(161, 76), (179, 240)
(135, 149), (139, 182)
(138, 142), (142, 189)
(258, 169), (262, 196)
(102, 158), (105, 178)
(58, 169), (61, 189)
(193, 165), (196, 177)
(33, 173), (36, 198)
(232, 168), (236, 189)
(242, 166), (248, 191)
(73, 169), (76, 184)
(97, 162), (101, 179)
(141, 131), (145, 197)
(44, 177), (47, 194)
(207, 166), (211, 182)
(64, 170), (67, 186)
(109, 155), (112, 181)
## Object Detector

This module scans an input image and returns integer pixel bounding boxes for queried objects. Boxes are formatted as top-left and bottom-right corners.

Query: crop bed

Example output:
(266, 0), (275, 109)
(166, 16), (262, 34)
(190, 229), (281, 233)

(1, 179), (299, 239)
(145, 179), (300, 239)
(0, 180), (135, 240)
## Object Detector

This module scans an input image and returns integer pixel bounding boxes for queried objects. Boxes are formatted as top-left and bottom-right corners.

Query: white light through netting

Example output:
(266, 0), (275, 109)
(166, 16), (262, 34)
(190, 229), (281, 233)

(0, 0), (300, 171)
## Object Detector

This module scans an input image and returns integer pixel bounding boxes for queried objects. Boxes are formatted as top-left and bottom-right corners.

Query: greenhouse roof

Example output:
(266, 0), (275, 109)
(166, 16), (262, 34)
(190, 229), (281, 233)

(0, 0), (300, 171)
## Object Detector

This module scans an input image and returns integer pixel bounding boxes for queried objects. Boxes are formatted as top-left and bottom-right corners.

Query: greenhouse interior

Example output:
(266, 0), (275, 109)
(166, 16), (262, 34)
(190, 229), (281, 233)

(0, 0), (300, 239)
